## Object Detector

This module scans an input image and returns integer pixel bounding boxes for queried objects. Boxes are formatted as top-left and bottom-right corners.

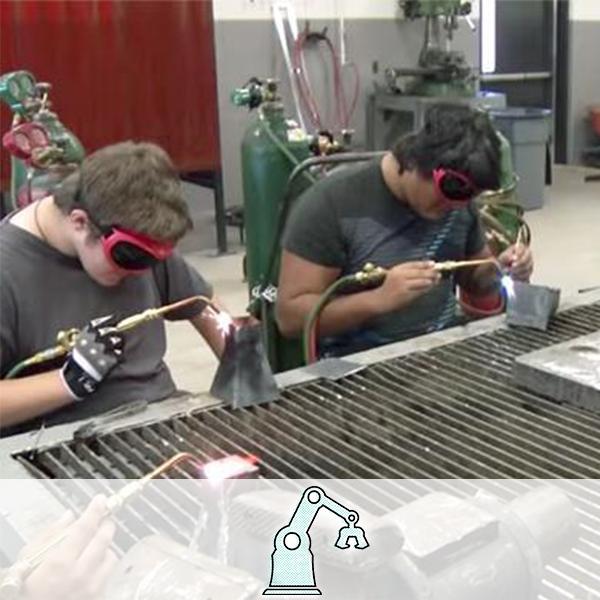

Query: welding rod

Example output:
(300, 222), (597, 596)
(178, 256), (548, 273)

(515, 226), (524, 248)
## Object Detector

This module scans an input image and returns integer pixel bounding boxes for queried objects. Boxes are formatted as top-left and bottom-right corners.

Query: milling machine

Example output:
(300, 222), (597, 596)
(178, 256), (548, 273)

(388, 0), (477, 98)
(367, 0), (506, 150)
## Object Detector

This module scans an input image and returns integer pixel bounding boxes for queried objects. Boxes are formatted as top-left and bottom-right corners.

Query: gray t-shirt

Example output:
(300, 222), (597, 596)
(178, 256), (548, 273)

(0, 219), (212, 435)
(283, 159), (486, 355)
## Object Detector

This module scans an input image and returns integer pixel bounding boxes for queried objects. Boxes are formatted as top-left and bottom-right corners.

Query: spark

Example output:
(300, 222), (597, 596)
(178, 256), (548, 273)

(209, 308), (235, 336)
(501, 274), (515, 299)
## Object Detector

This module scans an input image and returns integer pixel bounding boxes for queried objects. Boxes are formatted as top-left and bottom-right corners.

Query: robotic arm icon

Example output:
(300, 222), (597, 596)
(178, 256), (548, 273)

(264, 486), (368, 596)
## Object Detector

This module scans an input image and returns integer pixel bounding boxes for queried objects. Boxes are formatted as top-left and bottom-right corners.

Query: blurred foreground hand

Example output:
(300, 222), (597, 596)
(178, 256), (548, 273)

(22, 495), (117, 600)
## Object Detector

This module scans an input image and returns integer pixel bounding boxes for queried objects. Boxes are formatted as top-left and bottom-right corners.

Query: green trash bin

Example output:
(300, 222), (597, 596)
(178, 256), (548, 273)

(490, 108), (552, 210)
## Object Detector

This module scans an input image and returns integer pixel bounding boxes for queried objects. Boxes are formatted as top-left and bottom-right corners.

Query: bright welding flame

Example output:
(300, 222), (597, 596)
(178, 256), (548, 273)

(501, 274), (515, 299)
(203, 455), (258, 481)
(209, 308), (235, 336)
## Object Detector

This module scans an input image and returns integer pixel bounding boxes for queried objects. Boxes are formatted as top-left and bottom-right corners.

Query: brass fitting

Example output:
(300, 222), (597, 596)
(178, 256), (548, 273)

(355, 263), (387, 284)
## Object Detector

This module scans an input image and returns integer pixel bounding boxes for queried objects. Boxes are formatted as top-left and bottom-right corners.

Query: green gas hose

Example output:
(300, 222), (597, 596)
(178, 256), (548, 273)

(302, 264), (387, 364)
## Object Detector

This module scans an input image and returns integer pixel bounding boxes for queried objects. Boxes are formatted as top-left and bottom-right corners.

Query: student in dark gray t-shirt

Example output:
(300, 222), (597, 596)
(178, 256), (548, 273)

(277, 104), (534, 357)
(0, 142), (228, 435)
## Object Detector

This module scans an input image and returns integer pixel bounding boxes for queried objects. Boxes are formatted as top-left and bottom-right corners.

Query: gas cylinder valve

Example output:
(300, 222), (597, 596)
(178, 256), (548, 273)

(231, 77), (281, 110)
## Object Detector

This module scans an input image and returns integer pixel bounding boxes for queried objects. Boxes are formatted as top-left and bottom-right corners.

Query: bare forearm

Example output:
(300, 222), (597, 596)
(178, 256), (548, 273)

(277, 289), (382, 338)
(0, 370), (73, 428)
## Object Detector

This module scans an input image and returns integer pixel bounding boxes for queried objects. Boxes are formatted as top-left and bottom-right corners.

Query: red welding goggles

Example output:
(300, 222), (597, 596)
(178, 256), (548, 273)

(87, 213), (173, 272)
(433, 167), (480, 209)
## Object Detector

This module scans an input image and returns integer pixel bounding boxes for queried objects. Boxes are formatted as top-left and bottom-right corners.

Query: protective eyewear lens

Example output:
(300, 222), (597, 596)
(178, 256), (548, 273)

(109, 241), (161, 270)
(434, 168), (478, 203)
(83, 208), (172, 272)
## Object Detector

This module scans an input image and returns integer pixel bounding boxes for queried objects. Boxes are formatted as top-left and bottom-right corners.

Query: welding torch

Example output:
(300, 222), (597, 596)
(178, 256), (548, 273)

(5, 296), (225, 379)
(0, 453), (203, 599)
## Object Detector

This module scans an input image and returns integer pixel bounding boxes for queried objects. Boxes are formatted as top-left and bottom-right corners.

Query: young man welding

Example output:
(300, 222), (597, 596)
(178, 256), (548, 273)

(0, 142), (228, 434)
(276, 103), (534, 357)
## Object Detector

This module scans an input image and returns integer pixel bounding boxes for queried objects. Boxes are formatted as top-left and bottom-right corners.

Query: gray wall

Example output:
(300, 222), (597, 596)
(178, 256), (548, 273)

(568, 19), (600, 164)
(213, 18), (479, 207)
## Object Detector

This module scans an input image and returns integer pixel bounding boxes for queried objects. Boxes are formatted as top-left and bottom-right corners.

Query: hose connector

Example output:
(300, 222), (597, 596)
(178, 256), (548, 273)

(354, 263), (387, 285)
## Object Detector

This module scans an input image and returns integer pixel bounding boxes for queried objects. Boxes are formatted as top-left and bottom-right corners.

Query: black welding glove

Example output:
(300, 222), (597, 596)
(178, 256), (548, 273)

(60, 315), (124, 400)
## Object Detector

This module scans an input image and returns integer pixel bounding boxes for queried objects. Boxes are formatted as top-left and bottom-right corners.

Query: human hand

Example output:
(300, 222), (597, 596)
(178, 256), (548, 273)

(373, 261), (441, 314)
(61, 315), (124, 399)
(22, 496), (117, 600)
(498, 244), (533, 281)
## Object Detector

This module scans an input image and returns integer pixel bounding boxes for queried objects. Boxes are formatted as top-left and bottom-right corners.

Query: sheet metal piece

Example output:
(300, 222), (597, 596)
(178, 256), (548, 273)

(513, 332), (600, 413)
(210, 323), (279, 409)
(506, 281), (561, 331)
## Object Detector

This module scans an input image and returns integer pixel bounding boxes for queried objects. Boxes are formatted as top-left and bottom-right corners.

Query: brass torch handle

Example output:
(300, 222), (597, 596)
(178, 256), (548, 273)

(433, 258), (497, 272)
(5, 296), (220, 379)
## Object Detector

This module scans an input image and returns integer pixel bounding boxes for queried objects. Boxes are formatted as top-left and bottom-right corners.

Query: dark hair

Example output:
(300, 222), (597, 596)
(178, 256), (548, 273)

(53, 141), (192, 242)
(391, 103), (502, 190)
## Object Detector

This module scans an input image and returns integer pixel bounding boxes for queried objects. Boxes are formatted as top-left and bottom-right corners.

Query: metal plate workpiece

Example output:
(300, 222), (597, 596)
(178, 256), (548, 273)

(506, 281), (561, 331)
(513, 332), (600, 413)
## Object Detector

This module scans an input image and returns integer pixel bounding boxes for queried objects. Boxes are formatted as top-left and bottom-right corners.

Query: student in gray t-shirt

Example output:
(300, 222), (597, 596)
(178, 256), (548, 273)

(277, 104), (534, 357)
(0, 142), (227, 435)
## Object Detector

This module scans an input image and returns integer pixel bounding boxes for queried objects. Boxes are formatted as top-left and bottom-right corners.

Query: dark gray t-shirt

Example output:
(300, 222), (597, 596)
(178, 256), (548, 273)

(0, 219), (212, 435)
(283, 159), (486, 355)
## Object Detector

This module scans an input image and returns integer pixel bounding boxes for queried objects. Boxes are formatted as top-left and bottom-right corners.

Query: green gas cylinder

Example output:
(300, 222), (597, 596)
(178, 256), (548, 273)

(232, 79), (311, 371)
(234, 81), (310, 294)
(0, 70), (85, 210)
